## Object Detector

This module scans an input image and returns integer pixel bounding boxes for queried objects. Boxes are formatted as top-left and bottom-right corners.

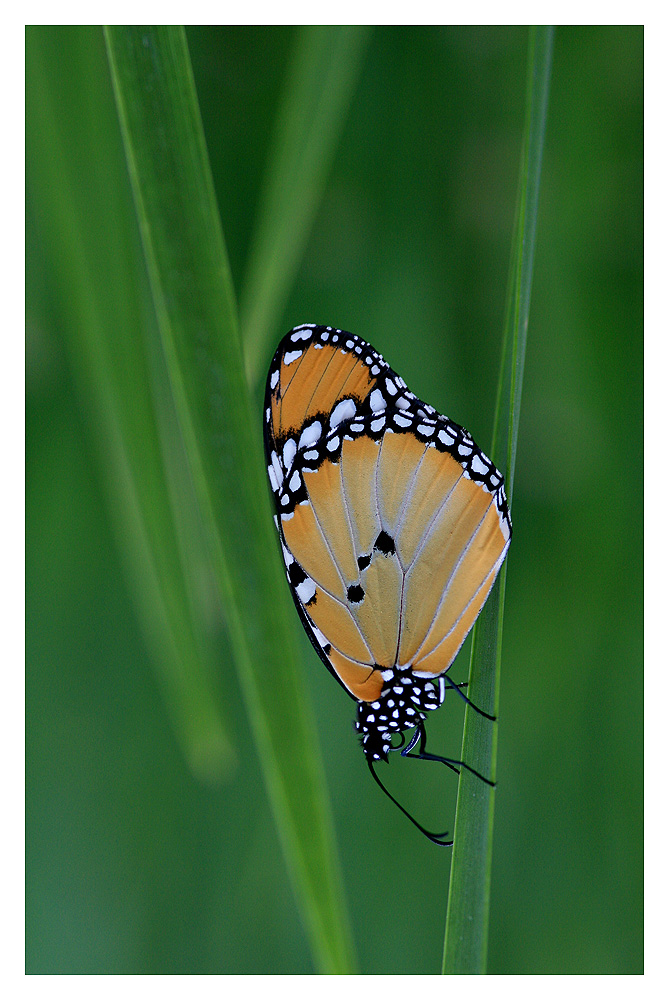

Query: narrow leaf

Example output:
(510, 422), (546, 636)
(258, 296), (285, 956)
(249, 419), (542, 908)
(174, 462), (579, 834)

(26, 26), (233, 781)
(442, 25), (554, 975)
(104, 26), (356, 974)
(240, 25), (371, 387)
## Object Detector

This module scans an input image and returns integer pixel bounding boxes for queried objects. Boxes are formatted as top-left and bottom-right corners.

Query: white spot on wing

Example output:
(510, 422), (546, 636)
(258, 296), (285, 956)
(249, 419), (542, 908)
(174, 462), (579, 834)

(312, 625), (329, 648)
(284, 350), (303, 365)
(296, 577), (317, 604)
(291, 327), (313, 341)
(299, 420), (322, 449)
(283, 438), (296, 471)
(370, 389), (386, 412)
(271, 451), (283, 486)
(471, 454), (489, 477)
(280, 542), (294, 567)
(330, 398), (357, 428)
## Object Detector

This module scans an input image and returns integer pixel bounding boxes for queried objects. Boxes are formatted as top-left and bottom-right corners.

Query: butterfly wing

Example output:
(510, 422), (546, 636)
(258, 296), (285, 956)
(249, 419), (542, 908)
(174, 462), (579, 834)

(263, 325), (511, 704)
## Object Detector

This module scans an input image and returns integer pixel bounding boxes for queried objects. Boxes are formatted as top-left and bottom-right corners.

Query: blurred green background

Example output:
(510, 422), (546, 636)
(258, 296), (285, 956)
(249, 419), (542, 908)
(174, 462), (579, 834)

(26, 26), (642, 974)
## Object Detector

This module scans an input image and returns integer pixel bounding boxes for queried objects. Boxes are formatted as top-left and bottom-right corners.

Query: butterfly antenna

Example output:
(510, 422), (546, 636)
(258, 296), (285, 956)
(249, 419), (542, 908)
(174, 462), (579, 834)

(366, 757), (453, 846)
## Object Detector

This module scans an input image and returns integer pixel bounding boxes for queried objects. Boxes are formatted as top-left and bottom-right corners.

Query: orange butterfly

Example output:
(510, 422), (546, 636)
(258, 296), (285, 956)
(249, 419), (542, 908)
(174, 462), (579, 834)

(264, 325), (511, 843)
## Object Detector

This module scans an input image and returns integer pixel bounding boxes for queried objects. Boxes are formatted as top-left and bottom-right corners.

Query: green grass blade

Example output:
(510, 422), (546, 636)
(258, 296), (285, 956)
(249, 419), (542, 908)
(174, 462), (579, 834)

(442, 25), (554, 975)
(104, 26), (356, 974)
(240, 25), (371, 387)
(26, 26), (234, 781)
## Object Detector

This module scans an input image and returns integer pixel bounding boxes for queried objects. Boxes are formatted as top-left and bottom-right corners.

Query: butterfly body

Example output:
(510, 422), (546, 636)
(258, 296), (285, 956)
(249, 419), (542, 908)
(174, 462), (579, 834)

(264, 325), (511, 767)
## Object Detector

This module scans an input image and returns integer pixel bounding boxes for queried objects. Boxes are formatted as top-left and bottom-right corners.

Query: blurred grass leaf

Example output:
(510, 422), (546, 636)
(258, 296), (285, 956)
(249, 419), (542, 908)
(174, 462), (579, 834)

(442, 25), (554, 975)
(240, 25), (371, 387)
(26, 26), (233, 782)
(104, 26), (356, 974)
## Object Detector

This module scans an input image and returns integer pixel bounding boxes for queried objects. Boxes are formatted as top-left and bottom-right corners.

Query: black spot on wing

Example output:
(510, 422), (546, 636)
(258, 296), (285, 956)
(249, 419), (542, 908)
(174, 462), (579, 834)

(287, 560), (306, 588)
(374, 530), (395, 556)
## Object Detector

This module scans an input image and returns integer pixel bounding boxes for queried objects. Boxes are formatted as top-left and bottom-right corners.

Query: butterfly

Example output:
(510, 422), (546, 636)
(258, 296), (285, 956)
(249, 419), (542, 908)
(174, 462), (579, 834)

(263, 325), (511, 843)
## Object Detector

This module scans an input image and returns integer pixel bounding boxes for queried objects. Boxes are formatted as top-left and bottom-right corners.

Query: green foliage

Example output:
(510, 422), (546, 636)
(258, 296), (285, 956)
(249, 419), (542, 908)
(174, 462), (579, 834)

(26, 26), (233, 782)
(239, 26), (371, 386)
(443, 26), (554, 974)
(26, 26), (643, 974)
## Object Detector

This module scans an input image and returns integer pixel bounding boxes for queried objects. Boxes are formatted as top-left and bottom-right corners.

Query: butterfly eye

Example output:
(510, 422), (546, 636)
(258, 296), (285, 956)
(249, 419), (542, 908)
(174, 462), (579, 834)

(264, 325), (511, 843)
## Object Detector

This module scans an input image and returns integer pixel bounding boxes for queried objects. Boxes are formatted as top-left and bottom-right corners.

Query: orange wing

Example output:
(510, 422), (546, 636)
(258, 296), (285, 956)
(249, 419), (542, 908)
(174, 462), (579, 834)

(264, 325), (511, 703)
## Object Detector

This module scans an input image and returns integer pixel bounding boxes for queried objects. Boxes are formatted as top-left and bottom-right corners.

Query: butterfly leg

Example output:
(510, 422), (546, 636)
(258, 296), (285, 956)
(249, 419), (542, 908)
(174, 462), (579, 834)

(443, 673), (496, 721)
(401, 720), (495, 787)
